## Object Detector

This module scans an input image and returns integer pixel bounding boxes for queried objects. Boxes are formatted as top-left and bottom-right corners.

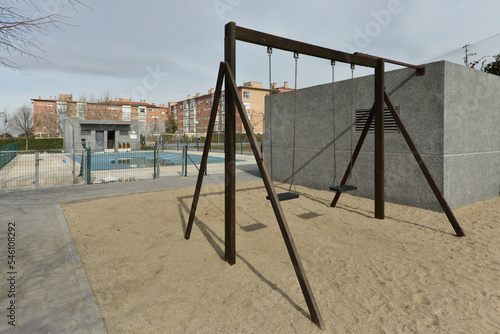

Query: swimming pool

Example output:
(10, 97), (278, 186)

(73, 151), (231, 171)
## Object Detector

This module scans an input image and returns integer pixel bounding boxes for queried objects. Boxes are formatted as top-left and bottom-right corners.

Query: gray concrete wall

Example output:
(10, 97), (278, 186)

(264, 61), (500, 211)
(443, 62), (500, 208)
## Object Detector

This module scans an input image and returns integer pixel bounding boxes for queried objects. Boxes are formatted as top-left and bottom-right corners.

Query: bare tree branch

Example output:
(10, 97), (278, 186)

(0, 0), (88, 72)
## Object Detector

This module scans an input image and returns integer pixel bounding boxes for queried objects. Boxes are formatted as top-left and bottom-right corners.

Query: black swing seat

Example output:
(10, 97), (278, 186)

(330, 185), (357, 193)
(266, 192), (300, 201)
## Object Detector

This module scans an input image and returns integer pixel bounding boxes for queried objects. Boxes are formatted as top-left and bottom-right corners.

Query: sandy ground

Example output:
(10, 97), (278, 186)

(61, 181), (500, 334)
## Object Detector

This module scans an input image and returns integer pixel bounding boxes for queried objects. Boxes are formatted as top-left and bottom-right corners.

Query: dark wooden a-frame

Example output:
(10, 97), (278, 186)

(184, 22), (465, 331)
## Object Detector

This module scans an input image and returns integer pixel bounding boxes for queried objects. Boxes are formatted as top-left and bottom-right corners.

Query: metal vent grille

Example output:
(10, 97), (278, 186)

(355, 107), (400, 133)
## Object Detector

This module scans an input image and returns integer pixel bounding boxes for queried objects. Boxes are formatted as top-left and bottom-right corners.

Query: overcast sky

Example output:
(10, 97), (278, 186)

(2, 0), (500, 115)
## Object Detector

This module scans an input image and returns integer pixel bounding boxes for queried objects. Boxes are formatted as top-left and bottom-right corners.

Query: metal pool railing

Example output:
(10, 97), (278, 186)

(0, 144), (228, 191)
(185, 141), (263, 155)
(0, 149), (75, 190)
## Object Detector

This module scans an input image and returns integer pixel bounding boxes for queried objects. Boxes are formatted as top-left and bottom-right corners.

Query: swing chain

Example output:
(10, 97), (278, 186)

(290, 52), (299, 192)
(331, 60), (337, 186)
(348, 64), (355, 183)
(268, 46), (273, 178)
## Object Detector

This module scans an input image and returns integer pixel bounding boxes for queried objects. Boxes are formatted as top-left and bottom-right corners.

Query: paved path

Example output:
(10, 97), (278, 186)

(0, 164), (260, 333)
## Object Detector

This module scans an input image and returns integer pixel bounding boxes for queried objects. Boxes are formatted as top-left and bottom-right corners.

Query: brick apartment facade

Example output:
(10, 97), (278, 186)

(170, 81), (292, 137)
(32, 95), (170, 138)
(31, 81), (291, 138)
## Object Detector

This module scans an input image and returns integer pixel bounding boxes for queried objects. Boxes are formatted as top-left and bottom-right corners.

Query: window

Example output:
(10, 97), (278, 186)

(243, 91), (250, 99)
(244, 102), (251, 110)
(123, 114), (131, 121)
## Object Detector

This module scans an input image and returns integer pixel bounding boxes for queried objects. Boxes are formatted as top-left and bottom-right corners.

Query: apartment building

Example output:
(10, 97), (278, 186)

(169, 81), (291, 137)
(31, 81), (290, 138)
(32, 94), (170, 138)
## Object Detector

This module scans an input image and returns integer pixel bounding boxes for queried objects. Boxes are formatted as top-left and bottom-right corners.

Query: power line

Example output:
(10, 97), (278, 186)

(428, 32), (500, 67)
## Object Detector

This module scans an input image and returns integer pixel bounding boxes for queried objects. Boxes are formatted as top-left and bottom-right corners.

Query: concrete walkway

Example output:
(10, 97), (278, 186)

(0, 163), (261, 333)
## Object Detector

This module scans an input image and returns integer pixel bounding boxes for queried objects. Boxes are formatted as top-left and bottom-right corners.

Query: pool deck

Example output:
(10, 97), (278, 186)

(0, 157), (260, 333)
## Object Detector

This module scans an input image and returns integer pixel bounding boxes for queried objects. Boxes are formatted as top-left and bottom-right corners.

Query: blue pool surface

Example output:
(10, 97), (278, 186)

(73, 151), (237, 171)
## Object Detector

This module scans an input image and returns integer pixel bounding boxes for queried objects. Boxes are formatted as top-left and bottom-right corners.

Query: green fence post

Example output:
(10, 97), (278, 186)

(260, 141), (263, 154)
(184, 145), (188, 177)
(156, 143), (161, 178)
(153, 143), (157, 179)
(87, 146), (92, 184)
(35, 151), (40, 188)
(240, 140), (243, 154)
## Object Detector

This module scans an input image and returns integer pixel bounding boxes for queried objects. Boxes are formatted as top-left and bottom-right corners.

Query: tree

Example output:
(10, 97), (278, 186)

(11, 105), (37, 149)
(166, 118), (178, 133)
(470, 54), (500, 76)
(482, 54), (500, 76)
(85, 89), (120, 120)
(1, 0), (87, 72)
(145, 118), (165, 142)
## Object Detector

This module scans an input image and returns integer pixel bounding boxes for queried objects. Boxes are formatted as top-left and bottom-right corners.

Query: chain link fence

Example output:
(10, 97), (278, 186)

(427, 32), (500, 68)
(0, 141), (259, 191)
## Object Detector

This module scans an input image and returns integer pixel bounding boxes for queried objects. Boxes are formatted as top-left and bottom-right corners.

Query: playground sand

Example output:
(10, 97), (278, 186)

(61, 181), (500, 334)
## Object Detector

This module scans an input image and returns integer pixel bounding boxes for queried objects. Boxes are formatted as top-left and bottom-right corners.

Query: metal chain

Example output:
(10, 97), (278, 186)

(267, 46), (273, 179)
(331, 60), (337, 186)
(348, 63), (355, 183)
(290, 52), (299, 193)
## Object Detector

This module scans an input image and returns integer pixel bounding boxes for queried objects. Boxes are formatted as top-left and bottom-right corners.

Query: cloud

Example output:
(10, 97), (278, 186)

(2, 0), (500, 113)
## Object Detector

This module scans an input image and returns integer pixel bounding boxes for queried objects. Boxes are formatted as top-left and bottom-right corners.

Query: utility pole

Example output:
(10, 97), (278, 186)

(463, 44), (477, 67)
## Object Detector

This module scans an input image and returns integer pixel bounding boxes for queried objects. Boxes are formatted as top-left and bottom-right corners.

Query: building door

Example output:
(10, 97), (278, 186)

(107, 131), (115, 150)
(95, 131), (104, 151)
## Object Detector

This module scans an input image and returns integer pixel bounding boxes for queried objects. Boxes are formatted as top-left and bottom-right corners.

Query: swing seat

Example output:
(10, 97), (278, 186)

(266, 192), (300, 201)
(330, 185), (357, 193)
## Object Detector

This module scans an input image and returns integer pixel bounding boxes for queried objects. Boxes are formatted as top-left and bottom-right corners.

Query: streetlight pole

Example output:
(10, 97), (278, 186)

(59, 116), (76, 184)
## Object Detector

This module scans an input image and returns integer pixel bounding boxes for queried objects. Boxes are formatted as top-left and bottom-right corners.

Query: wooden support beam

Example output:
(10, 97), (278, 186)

(235, 24), (378, 68)
(224, 22), (237, 265)
(384, 92), (465, 237)
(234, 23), (425, 75)
(185, 62), (226, 240)
(330, 105), (375, 207)
(224, 63), (325, 330)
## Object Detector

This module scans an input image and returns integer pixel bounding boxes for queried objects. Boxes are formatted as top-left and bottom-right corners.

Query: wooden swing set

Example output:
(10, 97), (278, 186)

(184, 22), (465, 330)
